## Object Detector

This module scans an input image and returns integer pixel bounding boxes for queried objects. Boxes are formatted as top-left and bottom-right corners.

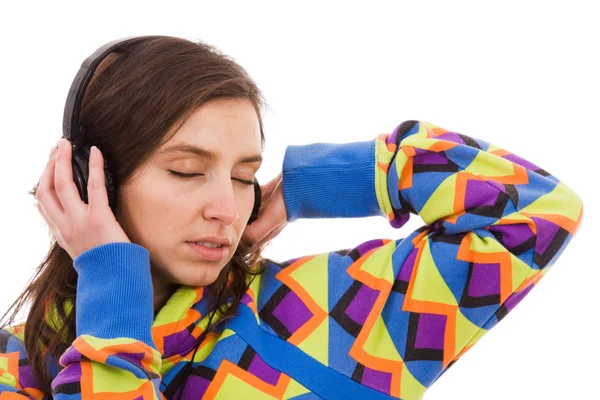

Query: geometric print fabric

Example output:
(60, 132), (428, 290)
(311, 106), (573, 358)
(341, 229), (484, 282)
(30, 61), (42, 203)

(0, 120), (583, 399)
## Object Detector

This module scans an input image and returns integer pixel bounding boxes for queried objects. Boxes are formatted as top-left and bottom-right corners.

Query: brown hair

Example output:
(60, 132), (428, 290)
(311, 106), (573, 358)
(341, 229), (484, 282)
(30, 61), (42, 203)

(0, 35), (269, 394)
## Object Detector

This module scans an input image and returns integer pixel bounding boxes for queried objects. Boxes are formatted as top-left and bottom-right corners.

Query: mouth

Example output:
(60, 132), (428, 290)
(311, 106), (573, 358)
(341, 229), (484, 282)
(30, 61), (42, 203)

(186, 241), (229, 261)
(192, 241), (224, 248)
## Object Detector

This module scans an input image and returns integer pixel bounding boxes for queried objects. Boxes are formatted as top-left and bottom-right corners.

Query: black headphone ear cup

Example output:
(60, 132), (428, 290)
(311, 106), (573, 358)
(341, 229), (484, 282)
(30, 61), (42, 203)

(104, 163), (116, 212)
(70, 143), (117, 212)
(71, 151), (88, 204)
(247, 179), (261, 225)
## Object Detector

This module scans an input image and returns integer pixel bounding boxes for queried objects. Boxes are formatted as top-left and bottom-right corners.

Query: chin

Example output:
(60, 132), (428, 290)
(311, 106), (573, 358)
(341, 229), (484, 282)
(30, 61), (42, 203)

(176, 263), (228, 288)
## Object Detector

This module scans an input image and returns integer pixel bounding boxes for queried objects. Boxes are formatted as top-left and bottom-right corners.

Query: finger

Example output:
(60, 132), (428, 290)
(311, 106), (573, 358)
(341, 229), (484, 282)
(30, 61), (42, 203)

(38, 203), (69, 253)
(260, 172), (283, 203)
(267, 177), (287, 221)
(36, 159), (67, 248)
(37, 146), (66, 225)
(54, 138), (85, 215)
(244, 191), (288, 247)
(37, 200), (60, 242)
(87, 146), (110, 212)
(258, 175), (284, 217)
(262, 181), (287, 226)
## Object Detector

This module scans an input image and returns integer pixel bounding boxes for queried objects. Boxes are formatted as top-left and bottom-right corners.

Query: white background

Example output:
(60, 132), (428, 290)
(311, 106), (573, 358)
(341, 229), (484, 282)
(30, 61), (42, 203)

(0, 1), (597, 399)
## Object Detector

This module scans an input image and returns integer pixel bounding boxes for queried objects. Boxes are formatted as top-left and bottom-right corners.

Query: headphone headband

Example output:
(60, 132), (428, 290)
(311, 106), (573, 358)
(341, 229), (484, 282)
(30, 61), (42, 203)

(62, 35), (148, 147)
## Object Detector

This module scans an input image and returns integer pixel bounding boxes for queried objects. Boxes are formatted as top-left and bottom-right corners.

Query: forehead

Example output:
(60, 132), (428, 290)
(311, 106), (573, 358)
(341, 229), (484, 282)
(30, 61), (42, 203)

(159, 99), (262, 161)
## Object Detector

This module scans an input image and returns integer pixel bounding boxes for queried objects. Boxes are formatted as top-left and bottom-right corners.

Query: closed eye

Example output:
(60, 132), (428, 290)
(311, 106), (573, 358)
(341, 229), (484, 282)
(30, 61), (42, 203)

(168, 170), (254, 185)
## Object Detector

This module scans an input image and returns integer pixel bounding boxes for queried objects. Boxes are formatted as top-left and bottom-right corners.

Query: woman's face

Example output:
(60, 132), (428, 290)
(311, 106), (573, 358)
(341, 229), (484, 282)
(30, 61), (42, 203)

(115, 98), (263, 298)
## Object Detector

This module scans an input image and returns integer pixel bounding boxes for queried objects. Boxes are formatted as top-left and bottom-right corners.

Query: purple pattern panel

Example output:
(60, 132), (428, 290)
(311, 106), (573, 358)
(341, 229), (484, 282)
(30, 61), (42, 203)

(502, 153), (541, 172)
(468, 263), (501, 297)
(355, 239), (386, 257)
(52, 363), (82, 388)
(345, 284), (379, 325)
(361, 366), (392, 394)
(414, 151), (449, 165)
(248, 354), (281, 386)
(465, 180), (499, 209)
(436, 131), (465, 145)
(489, 223), (535, 249)
(272, 290), (313, 334)
(415, 313), (447, 350)
(179, 374), (211, 398)
(398, 247), (419, 283)
(164, 329), (196, 358)
(532, 217), (560, 255)
(504, 283), (535, 312)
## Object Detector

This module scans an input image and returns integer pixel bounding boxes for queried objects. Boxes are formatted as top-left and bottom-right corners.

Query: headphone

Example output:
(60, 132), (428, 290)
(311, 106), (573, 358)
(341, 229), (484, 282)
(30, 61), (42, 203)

(62, 35), (262, 225)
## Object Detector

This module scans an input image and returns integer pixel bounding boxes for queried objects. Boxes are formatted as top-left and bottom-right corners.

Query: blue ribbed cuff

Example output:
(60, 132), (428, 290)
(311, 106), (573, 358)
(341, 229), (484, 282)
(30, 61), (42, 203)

(73, 242), (156, 349)
(282, 139), (383, 222)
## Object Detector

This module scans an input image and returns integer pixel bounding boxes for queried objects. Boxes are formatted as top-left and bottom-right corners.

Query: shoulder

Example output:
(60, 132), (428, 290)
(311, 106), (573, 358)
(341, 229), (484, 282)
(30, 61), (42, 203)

(1, 324), (63, 390)
(1, 324), (27, 355)
(1, 325), (30, 380)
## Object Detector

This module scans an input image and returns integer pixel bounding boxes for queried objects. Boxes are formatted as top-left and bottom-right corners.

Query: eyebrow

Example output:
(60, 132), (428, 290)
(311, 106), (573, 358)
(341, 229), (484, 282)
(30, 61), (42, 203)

(160, 144), (263, 163)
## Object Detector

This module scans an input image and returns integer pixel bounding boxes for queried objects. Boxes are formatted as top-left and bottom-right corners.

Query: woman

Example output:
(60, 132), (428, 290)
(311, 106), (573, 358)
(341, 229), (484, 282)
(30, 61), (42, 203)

(0, 36), (583, 399)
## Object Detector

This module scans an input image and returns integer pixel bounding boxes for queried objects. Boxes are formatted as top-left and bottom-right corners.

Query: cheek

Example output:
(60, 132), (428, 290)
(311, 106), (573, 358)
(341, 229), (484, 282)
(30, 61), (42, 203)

(141, 188), (189, 229)
(121, 184), (188, 241)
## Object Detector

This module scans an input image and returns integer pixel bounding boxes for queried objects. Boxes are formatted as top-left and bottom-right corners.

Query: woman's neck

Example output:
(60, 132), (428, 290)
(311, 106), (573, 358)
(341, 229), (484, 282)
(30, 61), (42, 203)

(151, 272), (179, 316)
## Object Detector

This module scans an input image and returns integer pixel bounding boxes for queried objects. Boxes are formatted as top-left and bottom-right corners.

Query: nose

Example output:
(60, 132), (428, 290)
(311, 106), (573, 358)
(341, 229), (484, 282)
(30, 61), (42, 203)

(202, 179), (240, 226)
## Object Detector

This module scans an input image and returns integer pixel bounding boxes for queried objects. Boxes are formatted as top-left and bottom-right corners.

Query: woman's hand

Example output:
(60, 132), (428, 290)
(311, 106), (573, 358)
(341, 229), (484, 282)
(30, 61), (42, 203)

(241, 172), (289, 252)
(36, 138), (131, 260)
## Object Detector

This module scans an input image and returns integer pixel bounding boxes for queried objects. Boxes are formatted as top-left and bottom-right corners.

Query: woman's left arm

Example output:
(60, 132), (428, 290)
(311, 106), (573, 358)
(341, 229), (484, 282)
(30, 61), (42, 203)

(250, 120), (582, 400)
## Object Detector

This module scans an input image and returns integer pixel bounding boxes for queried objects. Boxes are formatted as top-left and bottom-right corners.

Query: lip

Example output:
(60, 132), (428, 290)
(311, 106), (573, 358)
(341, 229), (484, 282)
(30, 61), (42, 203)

(187, 242), (229, 261)
(188, 236), (231, 246)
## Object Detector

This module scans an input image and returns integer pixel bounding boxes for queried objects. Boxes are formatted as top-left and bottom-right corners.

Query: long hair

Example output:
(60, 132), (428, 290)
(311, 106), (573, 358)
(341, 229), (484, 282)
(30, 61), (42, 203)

(0, 35), (269, 394)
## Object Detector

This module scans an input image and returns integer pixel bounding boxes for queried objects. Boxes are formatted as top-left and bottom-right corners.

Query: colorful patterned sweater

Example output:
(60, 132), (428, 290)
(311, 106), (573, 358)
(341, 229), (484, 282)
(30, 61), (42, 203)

(0, 120), (583, 399)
